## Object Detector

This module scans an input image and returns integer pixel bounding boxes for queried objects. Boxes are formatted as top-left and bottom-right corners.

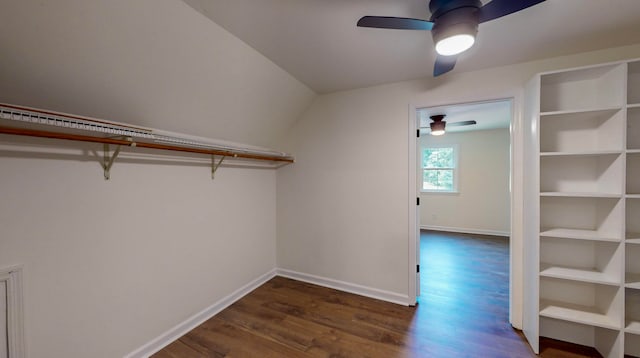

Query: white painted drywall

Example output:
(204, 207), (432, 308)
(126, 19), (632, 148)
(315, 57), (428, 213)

(420, 128), (510, 236)
(0, 3), (307, 355)
(0, 0), (315, 148)
(0, 137), (277, 358)
(0, 280), (6, 358)
(276, 43), (640, 329)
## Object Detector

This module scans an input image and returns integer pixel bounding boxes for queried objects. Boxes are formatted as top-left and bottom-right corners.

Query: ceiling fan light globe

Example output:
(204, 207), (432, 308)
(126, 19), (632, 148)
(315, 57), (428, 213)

(435, 34), (475, 56)
(431, 9), (479, 57)
(430, 119), (446, 135)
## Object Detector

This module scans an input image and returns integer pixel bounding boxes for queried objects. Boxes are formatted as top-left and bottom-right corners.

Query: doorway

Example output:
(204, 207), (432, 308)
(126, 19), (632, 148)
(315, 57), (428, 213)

(408, 98), (513, 307)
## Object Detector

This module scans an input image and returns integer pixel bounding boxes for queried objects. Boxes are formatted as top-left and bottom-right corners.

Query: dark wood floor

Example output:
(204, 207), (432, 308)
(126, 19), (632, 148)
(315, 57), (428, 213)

(153, 230), (602, 357)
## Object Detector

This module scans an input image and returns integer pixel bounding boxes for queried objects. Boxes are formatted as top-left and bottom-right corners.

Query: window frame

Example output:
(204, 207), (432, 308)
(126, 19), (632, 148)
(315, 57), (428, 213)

(420, 143), (459, 194)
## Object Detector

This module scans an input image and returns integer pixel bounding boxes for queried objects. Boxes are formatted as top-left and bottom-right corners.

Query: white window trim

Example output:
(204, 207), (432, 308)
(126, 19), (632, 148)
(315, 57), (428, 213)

(420, 143), (459, 193)
(0, 265), (25, 358)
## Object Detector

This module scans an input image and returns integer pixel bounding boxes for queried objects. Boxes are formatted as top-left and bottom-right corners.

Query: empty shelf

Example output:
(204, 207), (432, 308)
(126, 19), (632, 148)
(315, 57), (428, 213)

(539, 107), (623, 117)
(540, 150), (623, 156)
(540, 192), (621, 198)
(627, 273), (640, 289)
(627, 239), (640, 244)
(628, 321), (640, 335)
(540, 228), (621, 242)
(627, 232), (640, 240)
(539, 300), (620, 330)
(540, 265), (620, 285)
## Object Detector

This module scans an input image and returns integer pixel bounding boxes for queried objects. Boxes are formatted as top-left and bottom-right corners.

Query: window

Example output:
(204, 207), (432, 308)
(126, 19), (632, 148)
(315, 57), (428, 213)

(422, 145), (457, 192)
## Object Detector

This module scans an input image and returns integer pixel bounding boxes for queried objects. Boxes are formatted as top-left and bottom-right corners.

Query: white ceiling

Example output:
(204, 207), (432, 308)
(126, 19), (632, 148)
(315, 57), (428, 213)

(418, 99), (511, 134)
(182, 0), (640, 94)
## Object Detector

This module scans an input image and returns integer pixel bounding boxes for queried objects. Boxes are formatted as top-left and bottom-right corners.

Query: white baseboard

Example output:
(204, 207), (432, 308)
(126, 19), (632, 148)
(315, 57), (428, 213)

(125, 268), (411, 357)
(420, 225), (509, 237)
(124, 269), (277, 358)
(276, 268), (410, 306)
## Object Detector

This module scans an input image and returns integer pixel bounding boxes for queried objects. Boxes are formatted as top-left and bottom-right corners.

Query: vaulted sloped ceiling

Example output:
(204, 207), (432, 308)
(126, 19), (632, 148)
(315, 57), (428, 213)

(182, 0), (640, 93)
(0, 0), (316, 148)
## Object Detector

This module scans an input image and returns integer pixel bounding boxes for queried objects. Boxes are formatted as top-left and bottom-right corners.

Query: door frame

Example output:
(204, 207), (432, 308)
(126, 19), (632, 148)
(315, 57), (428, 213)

(407, 98), (517, 323)
(0, 265), (25, 358)
(408, 104), (419, 304)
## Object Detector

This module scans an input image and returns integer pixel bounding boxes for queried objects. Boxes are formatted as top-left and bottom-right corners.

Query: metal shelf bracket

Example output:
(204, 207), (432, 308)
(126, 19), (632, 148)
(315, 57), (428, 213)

(212, 155), (225, 179)
(102, 137), (134, 180)
(103, 143), (121, 180)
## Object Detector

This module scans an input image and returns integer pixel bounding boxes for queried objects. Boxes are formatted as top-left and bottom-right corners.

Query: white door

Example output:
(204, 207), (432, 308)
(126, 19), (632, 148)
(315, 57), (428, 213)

(408, 109), (421, 304)
(0, 280), (7, 358)
(416, 135), (421, 297)
(522, 75), (540, 353)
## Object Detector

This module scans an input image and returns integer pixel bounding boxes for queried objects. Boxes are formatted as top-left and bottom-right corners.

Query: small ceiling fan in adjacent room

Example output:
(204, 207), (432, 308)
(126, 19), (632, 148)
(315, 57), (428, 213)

(357, 0), (546, 76)
(423, 114), (476, 135)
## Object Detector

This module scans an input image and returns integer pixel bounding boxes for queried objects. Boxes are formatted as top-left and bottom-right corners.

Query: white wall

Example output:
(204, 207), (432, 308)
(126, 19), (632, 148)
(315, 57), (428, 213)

(420, 128), (510, 236)
(0, 137), (277, 358)
(0, 0), (315, 148)
(276, 82), (416, 296)
(276, 43), (640, 328)
(0, 3), (311, 355)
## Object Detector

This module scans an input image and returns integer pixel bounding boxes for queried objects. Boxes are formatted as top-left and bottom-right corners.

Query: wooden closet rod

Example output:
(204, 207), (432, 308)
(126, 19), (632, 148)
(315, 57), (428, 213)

(0, 126), (294, 163)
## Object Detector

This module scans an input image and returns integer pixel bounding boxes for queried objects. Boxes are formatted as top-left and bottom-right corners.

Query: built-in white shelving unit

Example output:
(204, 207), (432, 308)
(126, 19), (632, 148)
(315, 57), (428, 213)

(524, 59), (640, 357)
(630, 64), (640, 349)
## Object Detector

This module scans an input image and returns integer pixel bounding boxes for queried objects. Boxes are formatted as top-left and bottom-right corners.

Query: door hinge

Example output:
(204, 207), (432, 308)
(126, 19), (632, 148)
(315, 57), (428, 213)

(417, 129), (420, 138)
(417, 197), (420, 205)
(417, 265), (420, 273)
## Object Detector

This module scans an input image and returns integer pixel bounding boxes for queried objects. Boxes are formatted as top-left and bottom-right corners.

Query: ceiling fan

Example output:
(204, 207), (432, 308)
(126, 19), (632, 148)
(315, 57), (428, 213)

(423, 114), (476, 135)
(357, 0), (546, 76)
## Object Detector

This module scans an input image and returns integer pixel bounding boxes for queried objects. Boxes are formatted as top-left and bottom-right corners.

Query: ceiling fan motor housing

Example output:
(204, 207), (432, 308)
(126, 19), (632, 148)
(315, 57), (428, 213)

(357, 0), (546, 76)
(430, 1), (481, 52)
(430, 114), (447, 122)
(429, 0), (482, 19)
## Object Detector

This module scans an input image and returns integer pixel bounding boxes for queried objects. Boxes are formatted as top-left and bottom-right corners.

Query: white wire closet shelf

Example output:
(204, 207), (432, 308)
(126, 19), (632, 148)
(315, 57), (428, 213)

(0, 103), (295, 179)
